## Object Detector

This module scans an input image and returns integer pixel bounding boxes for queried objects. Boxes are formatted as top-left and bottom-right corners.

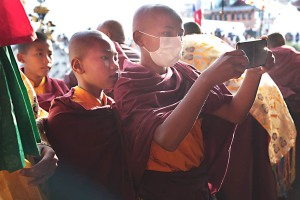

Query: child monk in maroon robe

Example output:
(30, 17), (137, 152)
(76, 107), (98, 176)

(45, 31), (134, 200)
(113, 4), (274, 200)
(17, 32), (69, 112)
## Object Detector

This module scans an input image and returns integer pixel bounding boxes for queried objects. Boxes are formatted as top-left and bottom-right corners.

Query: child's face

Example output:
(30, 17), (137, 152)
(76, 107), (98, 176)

(19, 40), (53, 79)
(80, 39), (119, 91)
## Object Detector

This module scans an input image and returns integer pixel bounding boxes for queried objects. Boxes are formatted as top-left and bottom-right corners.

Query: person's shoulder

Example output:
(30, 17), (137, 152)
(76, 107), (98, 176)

(47, 76), (69, 91)
(272, 45), (298, 56)
(122, 59), (144, 73)
(51, 89), (73, 106)
(170, 61), (200, 82)
(50, 77), (66, 84)
(48, 90), (73, 117)
(174, 61), (200, 75)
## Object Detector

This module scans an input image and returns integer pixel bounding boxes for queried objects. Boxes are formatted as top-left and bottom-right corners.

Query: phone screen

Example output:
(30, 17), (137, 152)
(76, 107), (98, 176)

(236, 39), (268, 69)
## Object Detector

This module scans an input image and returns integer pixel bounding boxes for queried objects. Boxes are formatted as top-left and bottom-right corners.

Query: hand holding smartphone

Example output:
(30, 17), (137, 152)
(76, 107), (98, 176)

(236, 39), (268, 69)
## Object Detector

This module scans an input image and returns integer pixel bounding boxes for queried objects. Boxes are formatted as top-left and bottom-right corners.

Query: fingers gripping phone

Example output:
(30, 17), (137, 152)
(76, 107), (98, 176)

(236, 39), (268, 69)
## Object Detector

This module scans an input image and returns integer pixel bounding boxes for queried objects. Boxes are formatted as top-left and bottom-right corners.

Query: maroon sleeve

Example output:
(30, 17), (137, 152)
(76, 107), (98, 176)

(201, 83), (233, 115)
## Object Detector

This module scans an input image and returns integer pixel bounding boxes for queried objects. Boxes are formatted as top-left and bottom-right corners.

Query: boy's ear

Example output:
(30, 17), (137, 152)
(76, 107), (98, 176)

(17, 53), (25, 63)
(71, 58), (84, 74)
(133, 31), (144, 47)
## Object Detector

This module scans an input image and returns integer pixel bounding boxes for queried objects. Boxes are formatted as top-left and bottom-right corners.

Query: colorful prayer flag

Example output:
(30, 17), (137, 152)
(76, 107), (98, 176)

(193, 0), (202, 26)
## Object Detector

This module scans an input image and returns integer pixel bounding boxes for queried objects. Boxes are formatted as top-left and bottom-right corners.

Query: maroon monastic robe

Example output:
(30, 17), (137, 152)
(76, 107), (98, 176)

(217, 115), (277, 200)
(45, 89), (134, 200)
(114, 60), (237, 199)
(37, 76), (69, 112)
(268, 45), (300, 112)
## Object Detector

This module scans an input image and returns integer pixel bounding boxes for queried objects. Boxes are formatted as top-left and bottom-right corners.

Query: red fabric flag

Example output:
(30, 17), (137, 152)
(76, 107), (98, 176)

(194, 0), (202, 26)
(0, 0), (36, 47)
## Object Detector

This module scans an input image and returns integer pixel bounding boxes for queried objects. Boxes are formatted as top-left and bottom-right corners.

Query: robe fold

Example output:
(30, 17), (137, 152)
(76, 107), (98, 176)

(114, 60), (236, 199)
(45, 89), (134, 200)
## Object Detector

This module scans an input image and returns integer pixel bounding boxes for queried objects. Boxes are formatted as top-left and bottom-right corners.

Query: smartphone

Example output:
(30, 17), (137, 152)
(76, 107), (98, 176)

(236, 39), (268, 69)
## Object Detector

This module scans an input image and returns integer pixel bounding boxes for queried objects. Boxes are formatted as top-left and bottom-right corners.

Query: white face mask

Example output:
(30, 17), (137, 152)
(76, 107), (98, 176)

(140, 31), (182, 68)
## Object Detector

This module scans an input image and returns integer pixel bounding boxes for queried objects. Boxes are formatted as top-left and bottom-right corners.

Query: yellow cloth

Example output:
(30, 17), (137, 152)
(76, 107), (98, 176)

(147, 119), (204, 172)
(225, 74), (296, 164)
(0, 160), (46, 200)
(28, 77), (46, 95)
(21, 71), (48, 142)
(181, 34), (233, 73)
(71, 86), (111, 109)
(20, 71), (48, 119)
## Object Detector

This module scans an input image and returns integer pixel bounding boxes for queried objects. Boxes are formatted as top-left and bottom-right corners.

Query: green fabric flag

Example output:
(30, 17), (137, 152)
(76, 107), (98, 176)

(0, 46), (41, 172)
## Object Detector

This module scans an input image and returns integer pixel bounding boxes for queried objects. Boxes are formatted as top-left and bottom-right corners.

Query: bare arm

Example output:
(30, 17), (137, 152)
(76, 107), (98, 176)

(213, 50), (275, 123)
(153, 50), (248, 151)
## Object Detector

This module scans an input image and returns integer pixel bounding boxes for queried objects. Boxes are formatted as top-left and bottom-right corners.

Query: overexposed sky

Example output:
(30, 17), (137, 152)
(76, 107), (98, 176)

(23, 0), (196, 40)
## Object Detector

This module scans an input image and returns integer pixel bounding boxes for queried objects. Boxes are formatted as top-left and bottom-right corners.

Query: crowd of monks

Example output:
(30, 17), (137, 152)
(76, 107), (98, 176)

(1, 1), (300, 200)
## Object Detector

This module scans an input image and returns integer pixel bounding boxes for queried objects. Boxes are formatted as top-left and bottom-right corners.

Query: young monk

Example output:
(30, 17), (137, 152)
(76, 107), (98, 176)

(45, 30), (134, 200)
(17, 31), (69, 112)
(113, 4), (274, 200)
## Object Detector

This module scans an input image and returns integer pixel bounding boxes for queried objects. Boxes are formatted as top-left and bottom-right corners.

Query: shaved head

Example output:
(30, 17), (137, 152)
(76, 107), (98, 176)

(267, 32), (285, 49)
(132, 4), (182, 33)
(131, 4), (183, 71)
(97, 20), (125, 44)
(69, 30), (113, 60)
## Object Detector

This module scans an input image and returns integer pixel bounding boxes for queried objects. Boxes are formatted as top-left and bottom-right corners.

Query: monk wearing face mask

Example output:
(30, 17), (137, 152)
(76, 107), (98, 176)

(113, 4), (275, 200)
(139, 31), (182, 68)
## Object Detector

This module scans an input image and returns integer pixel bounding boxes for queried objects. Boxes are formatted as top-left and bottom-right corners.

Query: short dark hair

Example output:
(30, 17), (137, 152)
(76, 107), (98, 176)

(183, 22), (201, 36)
(18, 31), (49, 53)
(267, 32), (285, 49)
